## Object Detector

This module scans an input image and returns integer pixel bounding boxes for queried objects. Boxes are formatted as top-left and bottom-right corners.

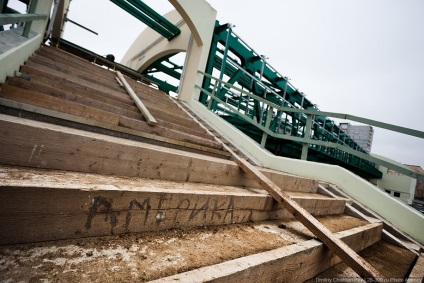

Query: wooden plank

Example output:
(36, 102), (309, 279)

(148, 223), (383, 283)
(0, 98), (230, 158)
(407, 253), (424, 282)
(0, 181), (272, 244)
(27, 73), (140, 112)
(116, 71), (157, 126)
(0, 84), (121, 126)
(175, 101), (383, 280)
(22, 60), (133, 103)
(15, 73), (209, 138)
(37, 47), (118, 80)
(0, 88), (222, 150)
(0, 114), (317, 191)
(7, 76), (142, 120)
(40, 46), (117, 77)
(234, 158), (383, 280)
(21, 64), (134, 104)
(34, 50), (118, 82)
(29, 54), (127, 94)
(118, 116), (221, 149)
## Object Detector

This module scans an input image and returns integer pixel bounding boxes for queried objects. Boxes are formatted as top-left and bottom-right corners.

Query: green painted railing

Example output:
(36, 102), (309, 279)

(197, 71), (424, 181)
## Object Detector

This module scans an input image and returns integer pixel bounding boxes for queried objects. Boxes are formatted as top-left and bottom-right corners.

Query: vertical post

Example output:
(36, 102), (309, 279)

(260, 106), (273, 148)
(282, 77), (289, 103)
(0, 0), (6, 13)
(208, 80), (218, 110)
(217, 24), (233, 95)
(23, 0), (39, 37)
(301, 114), (313, 160)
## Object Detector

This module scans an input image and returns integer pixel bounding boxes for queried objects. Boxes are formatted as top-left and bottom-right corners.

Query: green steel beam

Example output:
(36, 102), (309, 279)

(110, 0), (178, 40)
(126, 0), (180, 36)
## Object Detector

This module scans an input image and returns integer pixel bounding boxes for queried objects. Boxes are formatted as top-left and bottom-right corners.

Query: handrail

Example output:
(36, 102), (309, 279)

(199, 71), (424, 139)
(0, 14), (48, 26)
(197, 71), (424, 181)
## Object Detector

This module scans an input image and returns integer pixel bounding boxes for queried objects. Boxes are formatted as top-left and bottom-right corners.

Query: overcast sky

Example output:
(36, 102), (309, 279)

(10, 0), (424, 168)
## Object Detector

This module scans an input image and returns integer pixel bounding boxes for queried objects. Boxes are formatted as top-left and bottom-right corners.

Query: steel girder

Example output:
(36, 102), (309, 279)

(200, 21), (380, 178)
(110, 0), (180, 40)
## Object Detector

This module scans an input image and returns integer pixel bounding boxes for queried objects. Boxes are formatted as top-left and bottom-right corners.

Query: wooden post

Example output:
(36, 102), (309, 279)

(116, 71), (157, 126)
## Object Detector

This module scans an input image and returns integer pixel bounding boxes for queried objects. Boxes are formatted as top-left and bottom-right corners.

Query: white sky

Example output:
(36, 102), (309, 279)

(9, 0), (424, 168)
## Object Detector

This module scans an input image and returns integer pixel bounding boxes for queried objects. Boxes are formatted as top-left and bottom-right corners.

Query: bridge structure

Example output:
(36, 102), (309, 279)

(1, 0), (424, 281)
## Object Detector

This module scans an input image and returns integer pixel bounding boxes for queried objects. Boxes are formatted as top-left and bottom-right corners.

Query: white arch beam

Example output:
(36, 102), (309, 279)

(121, 0), (217, 102)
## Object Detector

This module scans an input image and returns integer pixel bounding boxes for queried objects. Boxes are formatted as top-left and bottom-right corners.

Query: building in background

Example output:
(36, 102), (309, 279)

(339, 123), (374, 153)
(370, 155), (417, 205)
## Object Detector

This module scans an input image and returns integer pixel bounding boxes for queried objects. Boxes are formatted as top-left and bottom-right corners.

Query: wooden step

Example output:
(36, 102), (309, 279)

(37, 47), (119, 81)
(40, 45), (117, 78)
(21, 63), (133, 104)
(27, 54), (125, 93)
(0, 165), (343, 245)
(21, 61), (208, 134)
(307, 241), (417, 281)
(5, 76), (211, 139)
(0, 86), (222, 151)
(0, 213), (381, 282)
(0, 100), (230, 159)
(0, 114), (317, 191)
(151, 221), (383, 282)
(408, 253), (424, 282)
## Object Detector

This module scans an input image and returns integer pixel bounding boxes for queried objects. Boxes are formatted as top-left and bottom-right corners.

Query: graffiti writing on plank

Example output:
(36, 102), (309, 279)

(85, 195), (244, 233)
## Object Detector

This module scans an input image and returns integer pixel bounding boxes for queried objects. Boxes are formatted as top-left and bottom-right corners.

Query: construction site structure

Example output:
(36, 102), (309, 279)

(340, 123), (374, 154)
(0, 0), (424, 282)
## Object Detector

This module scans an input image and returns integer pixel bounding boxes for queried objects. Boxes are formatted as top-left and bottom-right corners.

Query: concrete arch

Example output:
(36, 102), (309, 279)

(121, 10), (190, 73)
(121, 0), (217, 101)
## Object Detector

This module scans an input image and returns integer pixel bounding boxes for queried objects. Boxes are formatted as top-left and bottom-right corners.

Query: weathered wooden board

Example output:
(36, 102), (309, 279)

(0, 85), (222, 150)
(7, 76), (204, 137)
(0, 185), (269, 244)
(29, 54), (126, 93)
(24, 61), (131, 102)
(36, 47), (118, 81)
(28, 73), (140, 112)
(0, 98), (230, 158)
(7, 76), (142, 120)
(39, 46), (117, 78)
(0, 114), (317, 192)
(148, 223), (383, 283)
(21, 64), (134, 104)
(0, 166), (341, 245)
(235, 157), (383, 280)
(407, 253), (424, 282)
(270, 196), (347, 219)
(116, 71), (157, 126)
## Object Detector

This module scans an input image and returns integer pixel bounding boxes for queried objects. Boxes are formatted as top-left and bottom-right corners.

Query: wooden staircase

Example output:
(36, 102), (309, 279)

(0, 45), (422, 282)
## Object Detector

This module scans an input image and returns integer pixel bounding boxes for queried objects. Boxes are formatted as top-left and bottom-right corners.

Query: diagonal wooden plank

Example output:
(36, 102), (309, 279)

(173, 101), (384, 281)
(234, 157), (383, 281)
(116, 71), (157, 126)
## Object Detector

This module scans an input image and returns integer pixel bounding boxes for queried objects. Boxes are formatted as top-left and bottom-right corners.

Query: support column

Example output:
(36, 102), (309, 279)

(169, 0), (217, 102)
(301, 114), (313, 160)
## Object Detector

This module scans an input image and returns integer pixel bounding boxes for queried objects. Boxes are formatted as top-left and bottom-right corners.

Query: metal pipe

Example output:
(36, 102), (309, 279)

(65, 17), (98, 35)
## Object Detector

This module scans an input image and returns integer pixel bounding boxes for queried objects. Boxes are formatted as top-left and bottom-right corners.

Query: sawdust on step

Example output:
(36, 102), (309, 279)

(0, 222), (292, 282)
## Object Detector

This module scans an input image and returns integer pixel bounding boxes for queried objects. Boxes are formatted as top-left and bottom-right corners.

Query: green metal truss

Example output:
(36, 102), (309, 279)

(110, 0), (180, 40)
(199, 21), (383, 179)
